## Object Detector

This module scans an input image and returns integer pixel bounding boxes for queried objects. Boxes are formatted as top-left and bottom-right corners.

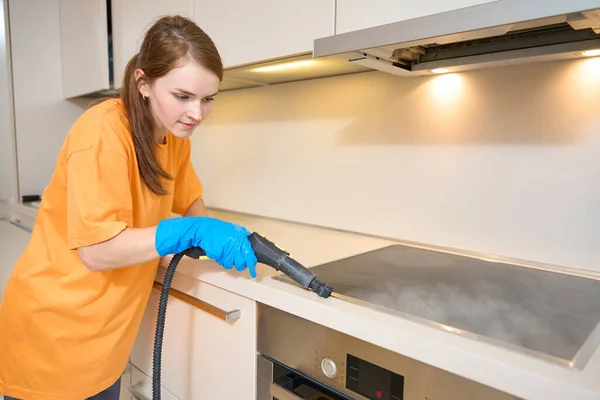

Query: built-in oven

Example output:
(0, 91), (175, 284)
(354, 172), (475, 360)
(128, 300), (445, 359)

(257, 304), (520, 400)
(259, 354), (354, 400)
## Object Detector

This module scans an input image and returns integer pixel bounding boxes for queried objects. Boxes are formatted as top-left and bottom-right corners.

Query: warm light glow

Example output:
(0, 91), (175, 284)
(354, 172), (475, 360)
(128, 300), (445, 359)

(577, 49), (600, 57)
(576, 56), (600, 85)
(430, 68), (451, 74)
(430, 73), (463, 103)
(252, 60), (316, 73)
(442, 325), (462, 334)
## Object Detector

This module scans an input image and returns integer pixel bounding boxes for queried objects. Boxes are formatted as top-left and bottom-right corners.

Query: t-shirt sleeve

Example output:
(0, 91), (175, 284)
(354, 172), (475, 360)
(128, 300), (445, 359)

(171, 140), (203, 215)
(66, 120), (133, 249)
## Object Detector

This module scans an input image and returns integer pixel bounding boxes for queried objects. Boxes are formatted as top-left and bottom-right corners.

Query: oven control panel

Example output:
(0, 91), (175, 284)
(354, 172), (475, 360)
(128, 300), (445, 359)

(346, 354), (405, 400)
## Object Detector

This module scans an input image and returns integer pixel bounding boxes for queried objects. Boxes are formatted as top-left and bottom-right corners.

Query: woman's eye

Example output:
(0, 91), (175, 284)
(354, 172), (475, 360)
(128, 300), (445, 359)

(203, 97), (215, 103)
(175, 94), (189, 101)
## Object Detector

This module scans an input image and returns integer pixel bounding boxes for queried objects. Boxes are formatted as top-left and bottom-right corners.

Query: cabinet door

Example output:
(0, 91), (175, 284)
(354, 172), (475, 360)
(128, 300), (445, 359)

(193, 0), (335, 68)
(0, 0), (16, 202)
(128, 364), (179, 400)
(335, 0), (499, 34)
(130, 275), (257, 400)
(111, 0), (193, 90)
(58, 0), (110, 98)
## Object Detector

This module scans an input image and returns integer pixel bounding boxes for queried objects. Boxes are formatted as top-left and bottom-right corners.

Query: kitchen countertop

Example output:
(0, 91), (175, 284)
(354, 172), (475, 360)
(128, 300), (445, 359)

(159, 209), (600, 400)
(3, 208), (600, 400)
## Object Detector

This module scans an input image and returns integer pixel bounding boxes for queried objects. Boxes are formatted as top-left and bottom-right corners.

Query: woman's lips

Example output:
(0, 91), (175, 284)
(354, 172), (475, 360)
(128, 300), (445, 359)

(179, 121), (196, 130)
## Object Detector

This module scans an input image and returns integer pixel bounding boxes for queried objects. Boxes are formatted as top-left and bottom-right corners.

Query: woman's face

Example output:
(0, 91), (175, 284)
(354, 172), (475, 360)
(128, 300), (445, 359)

(137, 59), (220, 143)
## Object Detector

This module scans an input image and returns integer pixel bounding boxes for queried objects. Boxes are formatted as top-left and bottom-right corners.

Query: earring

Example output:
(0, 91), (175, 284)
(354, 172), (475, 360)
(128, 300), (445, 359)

(142, 94), (146, 100)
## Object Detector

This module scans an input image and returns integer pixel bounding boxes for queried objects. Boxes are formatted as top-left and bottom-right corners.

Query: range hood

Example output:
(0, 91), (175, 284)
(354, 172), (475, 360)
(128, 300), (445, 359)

(313, 0), (600, 76)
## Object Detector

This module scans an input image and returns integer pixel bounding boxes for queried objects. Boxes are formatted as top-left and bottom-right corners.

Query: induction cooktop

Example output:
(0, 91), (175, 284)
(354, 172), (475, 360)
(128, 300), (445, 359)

(273, 244), (600, 369)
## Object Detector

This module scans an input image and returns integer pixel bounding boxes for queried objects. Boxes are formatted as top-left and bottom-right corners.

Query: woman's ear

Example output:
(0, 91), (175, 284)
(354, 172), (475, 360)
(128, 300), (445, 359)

(134, 68), (150, 98)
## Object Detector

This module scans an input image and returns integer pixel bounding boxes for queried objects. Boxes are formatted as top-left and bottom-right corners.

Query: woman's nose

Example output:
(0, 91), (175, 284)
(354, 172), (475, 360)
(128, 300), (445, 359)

(187, 102), (202, 121)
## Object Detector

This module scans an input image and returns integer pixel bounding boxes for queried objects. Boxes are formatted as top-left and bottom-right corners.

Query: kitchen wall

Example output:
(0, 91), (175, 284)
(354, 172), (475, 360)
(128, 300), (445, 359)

(6, 0), (600, 274)
(191, 57), (600, 273)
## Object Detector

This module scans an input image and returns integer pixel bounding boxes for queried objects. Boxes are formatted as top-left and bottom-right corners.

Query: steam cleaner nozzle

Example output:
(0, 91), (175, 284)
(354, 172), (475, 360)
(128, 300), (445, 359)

(184, 231), (333, 298)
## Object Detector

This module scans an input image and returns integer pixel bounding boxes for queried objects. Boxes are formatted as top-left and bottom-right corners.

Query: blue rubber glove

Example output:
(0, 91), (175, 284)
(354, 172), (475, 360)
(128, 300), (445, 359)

(155, 216), (258, 278)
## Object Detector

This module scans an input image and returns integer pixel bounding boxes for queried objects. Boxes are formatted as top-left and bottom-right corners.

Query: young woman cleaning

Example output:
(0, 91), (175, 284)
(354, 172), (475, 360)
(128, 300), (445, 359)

(0, 15), (256, 400)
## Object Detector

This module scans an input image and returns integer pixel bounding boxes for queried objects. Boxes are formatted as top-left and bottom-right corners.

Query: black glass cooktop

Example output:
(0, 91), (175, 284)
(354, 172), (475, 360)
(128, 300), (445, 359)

(274, 244), (600, 369)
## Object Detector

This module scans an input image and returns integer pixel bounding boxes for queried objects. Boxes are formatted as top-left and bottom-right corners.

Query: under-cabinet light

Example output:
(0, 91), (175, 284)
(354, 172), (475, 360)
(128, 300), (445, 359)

(252, 60), (316, 73)
(576, 49), (600, 57)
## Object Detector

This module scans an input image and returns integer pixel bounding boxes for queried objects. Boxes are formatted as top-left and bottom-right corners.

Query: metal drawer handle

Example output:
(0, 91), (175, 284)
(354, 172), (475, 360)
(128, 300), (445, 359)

(270, 382), (305, 400)
(152, 281), (241, 321)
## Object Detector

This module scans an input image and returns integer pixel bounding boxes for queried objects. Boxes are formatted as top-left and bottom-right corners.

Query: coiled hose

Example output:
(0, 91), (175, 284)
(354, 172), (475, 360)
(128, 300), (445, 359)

(152, 251), (185, 400)
(150, 233), (333, 400)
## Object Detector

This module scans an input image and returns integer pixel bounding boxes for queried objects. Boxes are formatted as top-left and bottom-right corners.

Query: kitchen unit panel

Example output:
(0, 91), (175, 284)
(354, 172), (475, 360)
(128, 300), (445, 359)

(130, 273), (257, 399)
(58, 0), (110, 98)
(335, 0), (499, 34)
(8, 0), (88, 198)
(193, 0), (335, 68)
(0, 0), (15, 202)
(128, 364), (178, 400)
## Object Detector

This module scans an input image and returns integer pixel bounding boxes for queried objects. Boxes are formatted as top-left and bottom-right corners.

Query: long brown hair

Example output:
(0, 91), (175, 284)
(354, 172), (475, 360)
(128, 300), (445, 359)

(121, 15), (223, 195)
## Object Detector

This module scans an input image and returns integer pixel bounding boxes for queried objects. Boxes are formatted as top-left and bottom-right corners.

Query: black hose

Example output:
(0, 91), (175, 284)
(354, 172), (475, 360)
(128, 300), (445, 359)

(150, 234), (332, 399)
(152, 251), (185, 400)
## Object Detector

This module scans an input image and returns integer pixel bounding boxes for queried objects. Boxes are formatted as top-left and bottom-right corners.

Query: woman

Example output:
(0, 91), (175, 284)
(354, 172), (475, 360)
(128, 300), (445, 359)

(0, 15), (257, 400)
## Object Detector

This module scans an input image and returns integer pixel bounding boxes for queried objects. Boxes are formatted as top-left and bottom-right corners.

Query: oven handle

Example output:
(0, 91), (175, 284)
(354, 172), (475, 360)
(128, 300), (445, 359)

(269, 382), (305, 400)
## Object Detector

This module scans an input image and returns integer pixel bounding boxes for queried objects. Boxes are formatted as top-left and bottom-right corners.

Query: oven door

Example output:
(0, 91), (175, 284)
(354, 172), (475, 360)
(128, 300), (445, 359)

(258, 354), (354, 400)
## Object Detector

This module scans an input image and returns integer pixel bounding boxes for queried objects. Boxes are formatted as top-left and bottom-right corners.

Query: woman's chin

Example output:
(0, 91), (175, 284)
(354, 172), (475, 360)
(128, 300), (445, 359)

(171, 127), (196, 139)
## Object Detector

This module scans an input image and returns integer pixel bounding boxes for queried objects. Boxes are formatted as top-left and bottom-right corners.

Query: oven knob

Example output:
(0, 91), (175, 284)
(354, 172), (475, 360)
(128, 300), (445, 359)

(321, 358), (337, 378)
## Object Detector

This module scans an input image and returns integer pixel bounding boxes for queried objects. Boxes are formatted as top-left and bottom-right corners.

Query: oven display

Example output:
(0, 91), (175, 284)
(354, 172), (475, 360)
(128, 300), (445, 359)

(346, 354), (404, 400)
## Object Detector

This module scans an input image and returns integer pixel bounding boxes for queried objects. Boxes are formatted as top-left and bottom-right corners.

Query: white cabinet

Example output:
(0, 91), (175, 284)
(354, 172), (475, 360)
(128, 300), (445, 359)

(58, 0), (110, 98)
(128, 364), (179, 400)
(57, 0), (194, 96)
(335, 0), (499, 34)
(130, 274), (257, 400)
(193, 0), (335, 68)
(1, 0), (18, 203)
(111, 0), (194, 90)
(8, 0), (89, 201)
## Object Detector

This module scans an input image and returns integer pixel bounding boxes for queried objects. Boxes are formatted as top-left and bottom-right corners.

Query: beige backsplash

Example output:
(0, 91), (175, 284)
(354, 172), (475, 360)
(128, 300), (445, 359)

(190, 57), (600, 273)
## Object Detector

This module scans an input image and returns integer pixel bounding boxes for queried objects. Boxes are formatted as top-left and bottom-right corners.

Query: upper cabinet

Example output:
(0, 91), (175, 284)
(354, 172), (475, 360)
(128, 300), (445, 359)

(59, 0), (110, 98)
(58, 0), (193, 98)
(335, 0), (499, 34)
(55, 0), (513, 98)
(111, 0), (194, 90)
(193, 0), (335, 68)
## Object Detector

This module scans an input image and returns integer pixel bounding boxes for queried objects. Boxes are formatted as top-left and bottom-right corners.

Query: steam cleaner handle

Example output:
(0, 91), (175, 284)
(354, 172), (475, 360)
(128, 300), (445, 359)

(184, 232), (317, 289)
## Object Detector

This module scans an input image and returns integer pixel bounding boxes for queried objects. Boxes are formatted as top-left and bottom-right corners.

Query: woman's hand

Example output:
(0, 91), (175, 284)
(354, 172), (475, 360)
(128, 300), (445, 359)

(155, 216), (258, 277)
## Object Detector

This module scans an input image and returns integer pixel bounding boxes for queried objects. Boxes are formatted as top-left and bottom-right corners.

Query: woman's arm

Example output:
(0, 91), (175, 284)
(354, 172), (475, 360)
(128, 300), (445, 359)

(184, 198), (208, 217)
(77, 227), (159, 272)
(78, 199), (207, 271)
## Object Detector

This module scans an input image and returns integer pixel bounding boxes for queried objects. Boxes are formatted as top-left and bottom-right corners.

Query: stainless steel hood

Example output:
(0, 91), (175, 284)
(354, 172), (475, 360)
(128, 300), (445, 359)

(313, 0), (600, 76)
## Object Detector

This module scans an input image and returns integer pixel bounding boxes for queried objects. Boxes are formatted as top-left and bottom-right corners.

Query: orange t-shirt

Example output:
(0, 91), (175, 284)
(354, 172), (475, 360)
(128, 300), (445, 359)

(0, 98), (203, 399)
